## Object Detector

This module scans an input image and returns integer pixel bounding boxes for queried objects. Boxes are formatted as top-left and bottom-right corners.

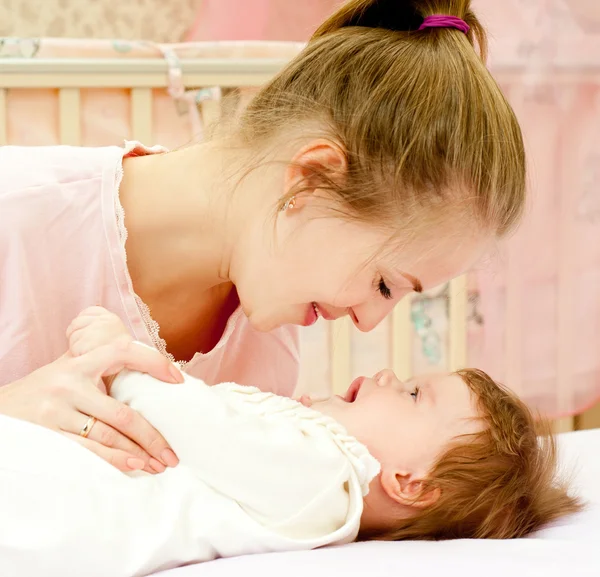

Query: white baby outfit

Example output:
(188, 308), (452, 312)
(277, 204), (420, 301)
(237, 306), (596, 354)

(0, 371), (380, 577)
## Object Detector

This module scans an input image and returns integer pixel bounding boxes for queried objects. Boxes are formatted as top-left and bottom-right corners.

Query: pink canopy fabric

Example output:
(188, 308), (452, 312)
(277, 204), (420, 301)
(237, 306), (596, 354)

(184, 0), (340, 42)
(468, 0), (600, 417)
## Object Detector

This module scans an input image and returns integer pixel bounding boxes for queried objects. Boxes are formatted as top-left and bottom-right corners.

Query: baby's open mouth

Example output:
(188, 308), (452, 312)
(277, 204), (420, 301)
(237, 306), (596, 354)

(344, 377), (364, 403)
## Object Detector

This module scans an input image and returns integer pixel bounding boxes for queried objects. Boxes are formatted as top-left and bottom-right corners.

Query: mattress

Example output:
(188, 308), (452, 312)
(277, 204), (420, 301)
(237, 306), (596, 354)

(156, 428), (600, 577)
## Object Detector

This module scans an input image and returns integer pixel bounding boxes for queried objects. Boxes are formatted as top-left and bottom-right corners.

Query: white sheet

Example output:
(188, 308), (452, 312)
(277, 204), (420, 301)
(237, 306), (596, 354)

(156, 429), (600, 577)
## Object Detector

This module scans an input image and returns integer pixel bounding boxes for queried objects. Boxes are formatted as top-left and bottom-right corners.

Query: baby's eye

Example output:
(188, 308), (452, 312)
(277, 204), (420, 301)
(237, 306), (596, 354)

(411, 386), (420, 402)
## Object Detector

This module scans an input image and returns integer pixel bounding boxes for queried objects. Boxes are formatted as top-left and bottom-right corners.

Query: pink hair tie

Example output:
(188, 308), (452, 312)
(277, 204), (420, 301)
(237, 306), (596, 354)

(419, 15), (470, 35)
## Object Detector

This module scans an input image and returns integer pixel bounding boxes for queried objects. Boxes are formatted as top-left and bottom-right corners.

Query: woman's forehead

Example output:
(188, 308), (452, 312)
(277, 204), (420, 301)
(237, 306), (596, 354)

(377, 230), (492, 288)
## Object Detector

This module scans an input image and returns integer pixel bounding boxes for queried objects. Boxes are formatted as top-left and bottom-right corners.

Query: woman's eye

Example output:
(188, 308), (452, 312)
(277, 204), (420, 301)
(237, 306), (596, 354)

(378, 276), (393, 300)
(411, 387), (420, 401)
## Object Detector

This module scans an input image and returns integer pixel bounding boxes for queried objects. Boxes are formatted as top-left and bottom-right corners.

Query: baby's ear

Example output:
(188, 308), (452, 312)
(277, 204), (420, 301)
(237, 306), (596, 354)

(380, 469), (441, 510)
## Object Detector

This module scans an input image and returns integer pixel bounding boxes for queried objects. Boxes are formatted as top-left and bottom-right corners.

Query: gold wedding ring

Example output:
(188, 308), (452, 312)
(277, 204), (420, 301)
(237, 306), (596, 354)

(79, 416), (97, 438)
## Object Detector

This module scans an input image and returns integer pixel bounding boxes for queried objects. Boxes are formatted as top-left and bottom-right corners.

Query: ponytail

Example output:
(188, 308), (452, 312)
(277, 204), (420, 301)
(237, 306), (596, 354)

(239, 0), (524, 237)
(313, 1), (487, 60)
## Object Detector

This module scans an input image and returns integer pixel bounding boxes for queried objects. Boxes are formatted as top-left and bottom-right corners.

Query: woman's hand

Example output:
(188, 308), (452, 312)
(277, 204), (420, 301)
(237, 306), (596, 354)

(0, 314), (184, 473)
(67, 306), (183, 392)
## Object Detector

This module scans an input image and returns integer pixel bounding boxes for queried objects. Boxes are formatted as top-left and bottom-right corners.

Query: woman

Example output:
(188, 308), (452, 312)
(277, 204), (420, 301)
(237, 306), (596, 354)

(0, 0), (526, 474)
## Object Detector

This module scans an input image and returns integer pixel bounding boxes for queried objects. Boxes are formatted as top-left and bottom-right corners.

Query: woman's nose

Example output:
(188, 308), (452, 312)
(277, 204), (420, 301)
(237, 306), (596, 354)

(350, 297), (398, 332)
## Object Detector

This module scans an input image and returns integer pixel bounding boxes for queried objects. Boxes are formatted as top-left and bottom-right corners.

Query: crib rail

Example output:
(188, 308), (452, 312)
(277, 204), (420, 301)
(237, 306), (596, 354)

(0, 58), (292, 87)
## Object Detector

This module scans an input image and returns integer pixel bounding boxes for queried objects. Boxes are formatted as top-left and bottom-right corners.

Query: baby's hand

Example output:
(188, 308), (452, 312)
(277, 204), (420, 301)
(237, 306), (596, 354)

(296, 395), (314, 408)
(67, 307), (133, 358)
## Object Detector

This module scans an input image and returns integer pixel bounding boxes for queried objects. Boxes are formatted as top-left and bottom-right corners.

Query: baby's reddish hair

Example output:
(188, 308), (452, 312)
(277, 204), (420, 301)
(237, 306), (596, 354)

(365, 369), (582, 541)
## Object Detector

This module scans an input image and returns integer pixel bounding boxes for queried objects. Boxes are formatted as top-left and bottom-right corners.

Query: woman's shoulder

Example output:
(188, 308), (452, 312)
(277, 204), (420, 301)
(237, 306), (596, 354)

(0, 144), (123, 198)
(0, 144), (135, 386)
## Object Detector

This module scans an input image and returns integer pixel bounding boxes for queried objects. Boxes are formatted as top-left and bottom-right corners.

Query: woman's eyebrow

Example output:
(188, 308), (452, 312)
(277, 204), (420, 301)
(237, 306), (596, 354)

(399, 271), (423, 293)
(380, 263), (423, 293)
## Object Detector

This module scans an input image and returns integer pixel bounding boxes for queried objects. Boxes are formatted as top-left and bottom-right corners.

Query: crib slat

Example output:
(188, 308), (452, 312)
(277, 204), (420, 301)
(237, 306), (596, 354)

(130, 88), (153, 144)
(552, 416), (575, 434)
(391, 296), (412, 381)
(58, 88), (81, 145)
(505, 240), (523, 391)
(448, 275), (468, 371)
(556, 112), (577, 417)
(0, 89), (6, 145)
(200, 99), (221, 136)
(501, 84), (525, 392)
(330, 317), (352, 396)
(577, 402), (600, 430)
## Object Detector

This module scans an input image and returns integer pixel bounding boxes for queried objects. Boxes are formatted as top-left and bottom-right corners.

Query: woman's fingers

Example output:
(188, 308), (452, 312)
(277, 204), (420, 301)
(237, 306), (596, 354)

(75, 341), (184, 385)
(63, 432), (148, 473)
(85, 420), (166, 474)
(73, 387), (178, 468)
(1, 347), (178, 474)
(63, 343), (182, 469)
(63, 412), (164, 474)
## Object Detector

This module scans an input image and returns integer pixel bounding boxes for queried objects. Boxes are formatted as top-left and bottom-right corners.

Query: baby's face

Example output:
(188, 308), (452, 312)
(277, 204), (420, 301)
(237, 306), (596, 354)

(311, 370), (482, 477)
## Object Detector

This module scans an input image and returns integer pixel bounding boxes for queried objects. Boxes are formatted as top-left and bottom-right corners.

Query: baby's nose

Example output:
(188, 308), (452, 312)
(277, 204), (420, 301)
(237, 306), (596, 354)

(374, 369), (401, 387)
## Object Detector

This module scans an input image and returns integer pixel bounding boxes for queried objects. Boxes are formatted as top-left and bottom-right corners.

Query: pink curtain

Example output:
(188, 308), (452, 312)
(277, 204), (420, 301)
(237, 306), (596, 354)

(468, 0), (600, 417)
(184, 0), (340, 42)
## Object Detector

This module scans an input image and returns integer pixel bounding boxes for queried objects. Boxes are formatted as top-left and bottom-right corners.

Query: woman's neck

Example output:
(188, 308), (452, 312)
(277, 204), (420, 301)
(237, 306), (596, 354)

(118, 142), (249, 299)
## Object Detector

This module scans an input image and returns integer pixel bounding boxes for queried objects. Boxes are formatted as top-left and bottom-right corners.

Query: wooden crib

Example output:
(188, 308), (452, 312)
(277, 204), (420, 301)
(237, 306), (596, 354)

(1, 38), (598, 431)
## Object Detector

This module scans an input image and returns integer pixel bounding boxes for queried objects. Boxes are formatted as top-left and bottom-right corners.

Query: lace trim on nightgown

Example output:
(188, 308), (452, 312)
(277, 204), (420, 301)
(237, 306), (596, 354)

(113, 141), (243, 368)
(113, 141), (181, 367)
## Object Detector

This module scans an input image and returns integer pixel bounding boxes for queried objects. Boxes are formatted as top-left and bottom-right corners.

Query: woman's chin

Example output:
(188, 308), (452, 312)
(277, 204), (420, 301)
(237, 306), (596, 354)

(246, 310), (285, 333)
(246, 306), (306, 332)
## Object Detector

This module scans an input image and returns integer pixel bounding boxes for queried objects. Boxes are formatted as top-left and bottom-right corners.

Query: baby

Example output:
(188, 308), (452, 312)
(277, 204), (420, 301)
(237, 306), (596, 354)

(0, 309), (581, 577)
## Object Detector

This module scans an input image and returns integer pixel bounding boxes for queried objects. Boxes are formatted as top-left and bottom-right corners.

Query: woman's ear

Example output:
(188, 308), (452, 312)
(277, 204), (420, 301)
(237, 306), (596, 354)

(380, 468), (441, 510)
(283, 139), (347, 209)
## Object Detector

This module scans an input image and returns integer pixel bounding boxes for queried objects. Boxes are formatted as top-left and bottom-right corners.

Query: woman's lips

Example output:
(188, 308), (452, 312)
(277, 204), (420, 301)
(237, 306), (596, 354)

(302, 302), (341, 326)
(314, 303), (335, 321)
(304, 302), (319, 326)
(303, 302), (337, 326)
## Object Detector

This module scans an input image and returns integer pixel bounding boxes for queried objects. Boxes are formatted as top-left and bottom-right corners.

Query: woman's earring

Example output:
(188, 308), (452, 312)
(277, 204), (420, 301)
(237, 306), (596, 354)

(282, 196), (296, 211)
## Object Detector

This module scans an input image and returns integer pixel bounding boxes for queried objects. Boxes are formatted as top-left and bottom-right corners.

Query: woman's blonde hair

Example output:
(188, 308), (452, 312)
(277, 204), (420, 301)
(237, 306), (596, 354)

(365, 369), (582, 541)
(239, 0), (526, 237)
